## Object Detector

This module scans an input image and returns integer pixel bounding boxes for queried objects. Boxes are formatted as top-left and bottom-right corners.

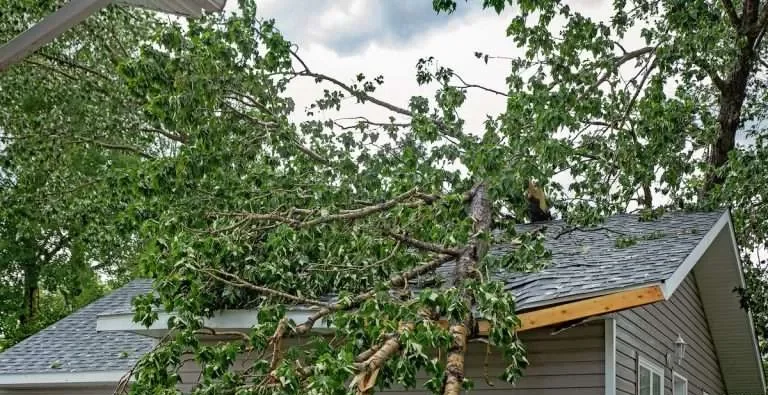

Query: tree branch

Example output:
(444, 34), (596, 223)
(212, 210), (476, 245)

(69, 138), (155, 159)
(201, 268), (331, 307)
(384, 230), (463, 256)
(294, 254), (455, 334)
(140, 127), (188, 144)
(591, 46), (655, 89)
(37, 52), (111, 81)
(212, 188), (425, 228)
(450, 72), (509, 97)
(333, 117), (410, 130)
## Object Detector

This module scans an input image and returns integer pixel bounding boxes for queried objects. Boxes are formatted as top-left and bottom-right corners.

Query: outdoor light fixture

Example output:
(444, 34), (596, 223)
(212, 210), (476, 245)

(674, 335), (687, 364)
(0, 0), (227, 72)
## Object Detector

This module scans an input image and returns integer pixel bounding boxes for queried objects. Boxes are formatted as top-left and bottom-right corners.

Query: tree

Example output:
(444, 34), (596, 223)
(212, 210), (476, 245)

(0, 0), (162, 346)
(4, 0), (768, 394)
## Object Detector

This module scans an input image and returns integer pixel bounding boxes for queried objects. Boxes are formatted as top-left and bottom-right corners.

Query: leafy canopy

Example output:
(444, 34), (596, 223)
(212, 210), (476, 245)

(3, 0), (768, 393)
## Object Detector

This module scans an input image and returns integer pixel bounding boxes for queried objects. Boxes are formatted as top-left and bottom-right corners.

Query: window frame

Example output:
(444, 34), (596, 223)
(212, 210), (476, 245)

(672, 371), (688, 395)
(637, 356), (665, 395)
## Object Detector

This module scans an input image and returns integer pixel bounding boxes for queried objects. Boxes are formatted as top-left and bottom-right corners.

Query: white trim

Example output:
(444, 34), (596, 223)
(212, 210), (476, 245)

(97, 309), (331, 336)
(661, 211), (730, 299)
(604, 318), (616, 395)
(638, 356), (664, 395)
(672, 371), (688, 395)
(724, 210), (767, 391)
(0, 370), (126, 386)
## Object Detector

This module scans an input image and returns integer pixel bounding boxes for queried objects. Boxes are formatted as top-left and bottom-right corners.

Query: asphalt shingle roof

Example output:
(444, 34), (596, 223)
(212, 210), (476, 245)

(0, 210), (727, 377)
(0, 279), (155, 375)
(493, 209), (725, 310)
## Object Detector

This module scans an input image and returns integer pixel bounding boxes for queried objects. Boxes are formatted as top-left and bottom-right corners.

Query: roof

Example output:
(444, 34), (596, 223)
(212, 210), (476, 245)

(0, 209), (745, 384)
(0, 280), (155, 378)
(492, 209), (725, 310)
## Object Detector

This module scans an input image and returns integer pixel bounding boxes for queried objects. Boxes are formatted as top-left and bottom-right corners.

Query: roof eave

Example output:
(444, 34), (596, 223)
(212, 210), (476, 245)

(0, 370), (127, 388)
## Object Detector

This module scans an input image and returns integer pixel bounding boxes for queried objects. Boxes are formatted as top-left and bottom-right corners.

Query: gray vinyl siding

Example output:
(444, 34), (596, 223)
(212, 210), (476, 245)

(176, 321), (605, 394)
(615, 274), (725, 395)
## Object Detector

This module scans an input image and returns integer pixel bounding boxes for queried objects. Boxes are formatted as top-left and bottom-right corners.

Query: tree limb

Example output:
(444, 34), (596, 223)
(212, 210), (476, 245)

(591, 46), (655, 89)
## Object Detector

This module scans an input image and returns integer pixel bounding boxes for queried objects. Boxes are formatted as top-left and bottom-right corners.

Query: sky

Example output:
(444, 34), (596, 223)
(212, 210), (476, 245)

(243, 0), (518, 132)
(236, 0), (637, 131)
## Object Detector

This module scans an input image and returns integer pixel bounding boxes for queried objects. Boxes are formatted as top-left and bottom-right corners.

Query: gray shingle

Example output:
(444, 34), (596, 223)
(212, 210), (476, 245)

(490, 209), (725, 310)
(0, 279), (155, 375)
(0, 210), (726, 376)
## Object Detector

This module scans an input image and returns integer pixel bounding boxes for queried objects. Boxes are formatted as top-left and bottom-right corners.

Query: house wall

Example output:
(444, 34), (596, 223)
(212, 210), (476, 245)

(615, 273), (725, 395)
(176, 321), (606, 394)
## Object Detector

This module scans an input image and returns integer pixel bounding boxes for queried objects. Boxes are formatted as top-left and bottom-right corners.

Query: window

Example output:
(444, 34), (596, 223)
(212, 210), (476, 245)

(673, 372), (688, 395)
(638, 357), (664, 395)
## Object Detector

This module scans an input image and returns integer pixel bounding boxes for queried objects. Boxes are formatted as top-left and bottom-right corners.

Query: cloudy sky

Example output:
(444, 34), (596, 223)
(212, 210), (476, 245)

(221, 0), (618, 133)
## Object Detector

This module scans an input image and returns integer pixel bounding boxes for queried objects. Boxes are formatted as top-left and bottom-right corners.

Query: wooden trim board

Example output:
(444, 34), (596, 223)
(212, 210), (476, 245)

(477, 285), (664, 334)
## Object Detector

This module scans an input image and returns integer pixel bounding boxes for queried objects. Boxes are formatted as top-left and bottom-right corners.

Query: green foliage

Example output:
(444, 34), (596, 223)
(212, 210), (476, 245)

(4, 0), (768, 393)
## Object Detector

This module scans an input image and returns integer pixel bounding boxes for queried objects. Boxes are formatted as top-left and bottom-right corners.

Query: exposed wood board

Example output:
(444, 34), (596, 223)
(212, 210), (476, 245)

(512, 285), (663, 333)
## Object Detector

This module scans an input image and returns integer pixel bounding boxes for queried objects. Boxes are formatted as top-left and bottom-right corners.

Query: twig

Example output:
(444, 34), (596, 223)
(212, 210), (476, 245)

(451, 72), (509, 97)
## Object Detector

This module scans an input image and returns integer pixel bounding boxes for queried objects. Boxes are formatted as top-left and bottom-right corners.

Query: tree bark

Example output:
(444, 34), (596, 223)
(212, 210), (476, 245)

(19, 263), (40, 326)
(703, 4), (764, 193)
(443, 183), (491, 395)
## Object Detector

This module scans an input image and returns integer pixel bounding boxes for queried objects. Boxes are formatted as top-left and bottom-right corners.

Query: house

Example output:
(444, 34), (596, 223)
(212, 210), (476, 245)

(0, 209), (764, 394)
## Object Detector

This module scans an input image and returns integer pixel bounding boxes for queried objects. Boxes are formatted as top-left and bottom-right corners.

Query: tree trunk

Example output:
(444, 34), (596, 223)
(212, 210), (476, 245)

(443, 183), (491, 395)
(703, 19), (760, 193)
(20, 263), (40, 326)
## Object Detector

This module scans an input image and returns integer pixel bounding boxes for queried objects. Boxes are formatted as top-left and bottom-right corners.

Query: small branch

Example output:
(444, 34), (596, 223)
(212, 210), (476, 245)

(384, 230), (463, 256)
(451, 72), (509, 97)
(616, 57), (658, 133)
(140, 127), (188, 144)
(69, 138), (155, 159)
(333, 116), (410, 130)
(213, 188), (423, 228)
(37, 52), (111, 81)
(268, 318), (289, 378)
(201, 269), (330, 307)
(591, 46), (655, 89)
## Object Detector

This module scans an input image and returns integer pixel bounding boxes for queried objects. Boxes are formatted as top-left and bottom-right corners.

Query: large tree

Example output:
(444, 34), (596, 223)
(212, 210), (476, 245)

(0, 0), (162, 347)
(3, 0), (768, 393)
